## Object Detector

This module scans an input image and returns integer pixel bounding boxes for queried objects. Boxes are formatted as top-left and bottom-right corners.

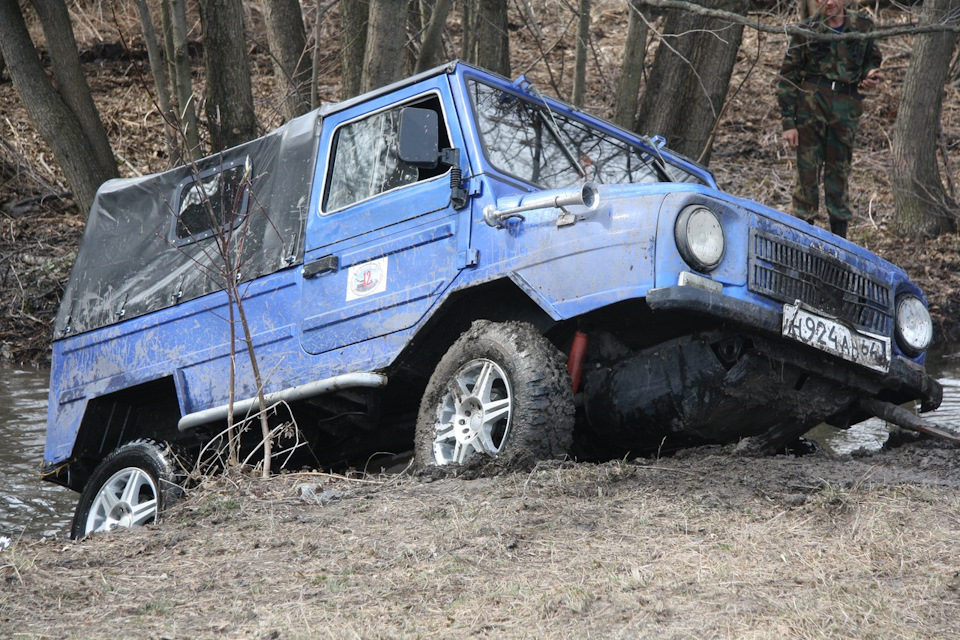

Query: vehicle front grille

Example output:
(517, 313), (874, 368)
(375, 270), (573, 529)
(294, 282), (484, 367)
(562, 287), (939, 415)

(748, 228), (893, 336)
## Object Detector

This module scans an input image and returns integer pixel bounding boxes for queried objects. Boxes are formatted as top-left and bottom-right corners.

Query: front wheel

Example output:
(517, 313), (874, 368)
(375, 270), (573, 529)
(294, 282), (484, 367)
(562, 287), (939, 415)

(71, 439), (184, 539)
(415, 320), (575, 468)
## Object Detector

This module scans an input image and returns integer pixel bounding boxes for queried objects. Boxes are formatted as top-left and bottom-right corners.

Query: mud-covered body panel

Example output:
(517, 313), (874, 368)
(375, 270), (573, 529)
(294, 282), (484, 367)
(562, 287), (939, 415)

(45, 62), (942, 484)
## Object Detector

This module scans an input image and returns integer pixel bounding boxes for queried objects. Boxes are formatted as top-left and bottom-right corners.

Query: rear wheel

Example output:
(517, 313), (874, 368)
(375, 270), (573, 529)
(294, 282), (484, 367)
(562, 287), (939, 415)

(71, 439), (184, 539)
(415, 320), (575, 468)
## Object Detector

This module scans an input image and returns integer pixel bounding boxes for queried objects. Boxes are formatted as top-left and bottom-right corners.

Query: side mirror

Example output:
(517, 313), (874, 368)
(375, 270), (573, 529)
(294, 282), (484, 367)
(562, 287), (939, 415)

(398, 107), (439, 169)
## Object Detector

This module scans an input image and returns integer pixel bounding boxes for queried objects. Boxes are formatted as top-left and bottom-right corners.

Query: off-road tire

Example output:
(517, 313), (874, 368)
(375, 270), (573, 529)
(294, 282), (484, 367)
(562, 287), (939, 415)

(71, 439), (185, 540)
(415, 320), (575, 469)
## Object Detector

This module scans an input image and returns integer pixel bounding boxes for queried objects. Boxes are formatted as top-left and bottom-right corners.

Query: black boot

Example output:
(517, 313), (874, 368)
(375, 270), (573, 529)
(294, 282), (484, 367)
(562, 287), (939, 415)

(830, 218), (848, 238)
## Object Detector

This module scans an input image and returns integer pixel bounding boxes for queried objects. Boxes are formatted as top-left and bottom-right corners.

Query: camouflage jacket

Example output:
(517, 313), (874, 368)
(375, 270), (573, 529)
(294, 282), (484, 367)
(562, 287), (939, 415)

(777, 10), (882, 131)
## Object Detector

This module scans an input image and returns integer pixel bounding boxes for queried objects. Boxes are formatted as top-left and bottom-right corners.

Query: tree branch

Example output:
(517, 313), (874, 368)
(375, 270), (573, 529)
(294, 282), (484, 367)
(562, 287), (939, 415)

(634, 0), (960, 40)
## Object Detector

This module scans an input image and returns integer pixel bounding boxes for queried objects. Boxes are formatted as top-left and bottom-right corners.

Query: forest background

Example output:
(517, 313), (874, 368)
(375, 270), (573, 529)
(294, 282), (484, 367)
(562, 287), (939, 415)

(2, 2), (960, 637)
(0, 0), (959, 365)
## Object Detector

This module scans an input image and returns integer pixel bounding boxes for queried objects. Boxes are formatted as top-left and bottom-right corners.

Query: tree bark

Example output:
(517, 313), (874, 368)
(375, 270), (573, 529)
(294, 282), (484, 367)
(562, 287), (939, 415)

(263, 0), (311, 121)
(415, 0), (451, 73)
(613, 1), (648, 129)
(361, 0), (407, 93)
(30, 0), (116, 184)
(0, 0), (117, 215)
(135, 0), (176, 162)
(461, 0), (473, 62)
(198, 0), (258, 150)
(161, 0), (202, 159)
(340, 0), (369, 99)
(475, 0), (510, 77)
(892, 0), (959, 237)
(635, 0), (747, 163)
(572, 0), (591, 107)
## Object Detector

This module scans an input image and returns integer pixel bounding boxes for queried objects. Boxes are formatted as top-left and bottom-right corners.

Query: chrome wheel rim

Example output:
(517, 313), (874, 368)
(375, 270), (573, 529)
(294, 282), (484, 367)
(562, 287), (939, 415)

(84, 467), (159, 535)
(432, 358), (513, 465)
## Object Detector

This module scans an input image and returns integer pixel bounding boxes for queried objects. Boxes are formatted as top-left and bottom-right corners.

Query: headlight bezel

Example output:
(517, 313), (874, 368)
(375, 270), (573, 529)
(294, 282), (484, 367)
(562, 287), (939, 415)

(675, 205), (725, 273)
(895, 294), (933, 356)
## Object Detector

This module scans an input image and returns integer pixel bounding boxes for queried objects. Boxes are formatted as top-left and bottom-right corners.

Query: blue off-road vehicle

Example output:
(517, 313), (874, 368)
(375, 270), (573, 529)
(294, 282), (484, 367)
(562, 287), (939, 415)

(44, 62), (943, 538)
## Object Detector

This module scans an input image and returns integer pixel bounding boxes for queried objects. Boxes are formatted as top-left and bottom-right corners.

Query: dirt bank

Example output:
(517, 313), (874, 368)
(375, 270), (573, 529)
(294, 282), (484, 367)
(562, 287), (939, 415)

(3, 440), (960, 638)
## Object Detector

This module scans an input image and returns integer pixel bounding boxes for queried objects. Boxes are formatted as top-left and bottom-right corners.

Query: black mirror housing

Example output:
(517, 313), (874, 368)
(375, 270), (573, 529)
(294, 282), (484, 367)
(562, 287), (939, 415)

(398, 107), (440, 169)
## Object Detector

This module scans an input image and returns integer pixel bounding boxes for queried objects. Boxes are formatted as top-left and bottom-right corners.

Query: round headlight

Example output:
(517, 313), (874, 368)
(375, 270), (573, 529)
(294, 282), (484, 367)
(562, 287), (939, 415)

(895, 294), (933, 355)
(675, 205), (724, 272)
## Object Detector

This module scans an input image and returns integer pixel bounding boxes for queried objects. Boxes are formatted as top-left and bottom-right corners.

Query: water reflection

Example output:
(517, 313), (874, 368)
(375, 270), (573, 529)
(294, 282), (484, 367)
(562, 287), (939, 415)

(810, 350), (960, 454)
(0, 367), (75, 540)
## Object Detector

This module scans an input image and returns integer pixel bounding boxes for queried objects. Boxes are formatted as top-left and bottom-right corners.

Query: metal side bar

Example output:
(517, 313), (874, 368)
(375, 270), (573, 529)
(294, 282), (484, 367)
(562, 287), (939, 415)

(177, 372), (388, 432)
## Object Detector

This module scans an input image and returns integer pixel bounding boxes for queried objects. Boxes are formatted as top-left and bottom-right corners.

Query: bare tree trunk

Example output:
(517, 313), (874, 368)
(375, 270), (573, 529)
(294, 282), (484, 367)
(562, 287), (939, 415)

(0, 48), (6, 80)
(161, 0), (201, 159)
(198, 0), (258, 150)
(635, 0), (747, 163)
(0, 0), (118, 214)
(613, 1), (648, 129)
(30, 0), (116, 183)
(340, 0), (369, 99)
(475, 0), (510, 77)
(572, 0), (591, 107)
(263, 0), (311, 121)
(415, 0), (451, 73)
(361, 0), (408, 92)
(135, 0), (176, 162)
(461, 0), (473, 62)
(892, 0), (959, 238)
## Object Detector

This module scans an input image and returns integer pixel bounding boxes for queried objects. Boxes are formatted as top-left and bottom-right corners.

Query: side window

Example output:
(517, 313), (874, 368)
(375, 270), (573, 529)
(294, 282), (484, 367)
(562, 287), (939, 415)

(174, 163), (249, 244)
(323, 95), (450, 213)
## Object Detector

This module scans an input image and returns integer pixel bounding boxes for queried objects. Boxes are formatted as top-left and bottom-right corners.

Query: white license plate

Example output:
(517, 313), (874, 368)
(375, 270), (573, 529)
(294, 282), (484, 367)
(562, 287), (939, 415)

(782, 303), (890, 373)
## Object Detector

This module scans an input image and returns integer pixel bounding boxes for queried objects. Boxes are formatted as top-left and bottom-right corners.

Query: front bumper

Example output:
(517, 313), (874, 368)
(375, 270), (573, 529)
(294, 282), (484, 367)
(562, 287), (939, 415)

(645, 285), (943, 412)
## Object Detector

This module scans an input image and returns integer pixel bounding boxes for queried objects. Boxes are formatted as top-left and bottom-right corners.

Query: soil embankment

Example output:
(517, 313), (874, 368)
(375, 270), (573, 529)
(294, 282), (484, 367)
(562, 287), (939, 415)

(4, 442), (960, 637)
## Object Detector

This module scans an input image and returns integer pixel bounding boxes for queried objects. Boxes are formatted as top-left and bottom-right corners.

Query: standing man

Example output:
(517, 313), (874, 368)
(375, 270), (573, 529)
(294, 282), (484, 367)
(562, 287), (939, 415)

(777, 0), (882, 238)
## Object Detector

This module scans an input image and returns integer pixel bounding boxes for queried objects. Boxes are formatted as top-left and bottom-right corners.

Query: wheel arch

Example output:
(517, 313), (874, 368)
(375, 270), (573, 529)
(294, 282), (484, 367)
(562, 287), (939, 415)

(386, 278), (569, 405)
(63, 376), (189, 492)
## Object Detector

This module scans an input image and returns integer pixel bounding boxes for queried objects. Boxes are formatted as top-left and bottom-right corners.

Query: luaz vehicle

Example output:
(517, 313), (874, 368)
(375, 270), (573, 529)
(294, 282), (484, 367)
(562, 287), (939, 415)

(44, 62), (944, 538)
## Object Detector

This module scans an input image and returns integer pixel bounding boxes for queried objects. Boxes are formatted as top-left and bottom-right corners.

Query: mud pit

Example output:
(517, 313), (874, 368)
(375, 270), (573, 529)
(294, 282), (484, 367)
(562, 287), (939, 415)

(3, 439), (960, 638)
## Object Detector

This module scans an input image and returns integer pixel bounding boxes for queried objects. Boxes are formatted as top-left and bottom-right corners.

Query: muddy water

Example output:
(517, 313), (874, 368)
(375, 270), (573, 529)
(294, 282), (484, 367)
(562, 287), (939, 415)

(0, 367), (75, 540)
(810, 350), (960, 453)
(3, 353), (960, 540)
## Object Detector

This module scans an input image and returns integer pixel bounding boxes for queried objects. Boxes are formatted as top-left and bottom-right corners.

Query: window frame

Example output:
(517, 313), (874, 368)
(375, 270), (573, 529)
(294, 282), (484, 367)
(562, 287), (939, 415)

(319, 90), (453, 216)
(170, 157), (251, 247)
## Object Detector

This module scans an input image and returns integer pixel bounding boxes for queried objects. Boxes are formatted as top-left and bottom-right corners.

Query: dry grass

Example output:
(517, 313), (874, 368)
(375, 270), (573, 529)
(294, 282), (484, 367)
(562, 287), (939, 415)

(3, 450), (960, 638)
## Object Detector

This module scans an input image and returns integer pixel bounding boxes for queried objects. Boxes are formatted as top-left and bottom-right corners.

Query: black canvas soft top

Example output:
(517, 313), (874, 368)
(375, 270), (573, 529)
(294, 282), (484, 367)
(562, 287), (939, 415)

(54, 108), (320, 339)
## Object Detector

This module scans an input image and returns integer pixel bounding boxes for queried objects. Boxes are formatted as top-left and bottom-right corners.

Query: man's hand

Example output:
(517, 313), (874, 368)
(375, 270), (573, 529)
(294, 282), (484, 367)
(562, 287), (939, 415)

(783, 128), (799, 148)
(861, 68), (883, 91)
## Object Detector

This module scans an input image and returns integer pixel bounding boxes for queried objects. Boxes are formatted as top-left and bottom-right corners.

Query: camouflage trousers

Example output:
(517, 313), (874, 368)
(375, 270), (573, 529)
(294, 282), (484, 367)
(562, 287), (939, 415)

(793, 83), (863, 223)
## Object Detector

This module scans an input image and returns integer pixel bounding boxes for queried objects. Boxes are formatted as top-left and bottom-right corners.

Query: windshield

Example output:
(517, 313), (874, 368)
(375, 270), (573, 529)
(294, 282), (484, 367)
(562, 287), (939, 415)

(468, 80), (705, 189)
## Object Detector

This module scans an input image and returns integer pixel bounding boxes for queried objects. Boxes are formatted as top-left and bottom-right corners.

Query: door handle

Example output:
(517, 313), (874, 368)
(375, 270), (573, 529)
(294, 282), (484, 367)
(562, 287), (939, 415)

(304, 255), (339, 278)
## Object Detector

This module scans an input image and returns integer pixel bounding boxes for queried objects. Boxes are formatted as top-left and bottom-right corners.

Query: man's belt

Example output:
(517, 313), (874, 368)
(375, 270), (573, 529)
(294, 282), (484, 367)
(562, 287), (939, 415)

(803, 76), (860, 96)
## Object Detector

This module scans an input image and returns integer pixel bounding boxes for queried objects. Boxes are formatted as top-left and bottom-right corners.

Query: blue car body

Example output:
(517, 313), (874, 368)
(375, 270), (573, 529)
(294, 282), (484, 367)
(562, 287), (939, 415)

(44, 62), (942, 490)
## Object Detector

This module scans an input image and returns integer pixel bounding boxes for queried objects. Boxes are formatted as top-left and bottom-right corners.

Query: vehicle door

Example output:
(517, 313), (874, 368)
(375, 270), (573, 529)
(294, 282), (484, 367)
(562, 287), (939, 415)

(300, 82), (470, 355)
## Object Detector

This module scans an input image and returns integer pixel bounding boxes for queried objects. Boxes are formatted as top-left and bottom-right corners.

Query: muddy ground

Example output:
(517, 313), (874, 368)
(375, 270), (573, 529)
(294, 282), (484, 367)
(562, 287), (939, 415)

(2, 2), (960, 638)
(3, 441), (960, 638)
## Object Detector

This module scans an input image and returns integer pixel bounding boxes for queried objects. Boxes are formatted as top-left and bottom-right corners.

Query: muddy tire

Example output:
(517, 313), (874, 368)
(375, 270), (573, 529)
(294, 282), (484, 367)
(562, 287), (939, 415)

(71, 439), (184, 540)
(415, 320), (575, 468)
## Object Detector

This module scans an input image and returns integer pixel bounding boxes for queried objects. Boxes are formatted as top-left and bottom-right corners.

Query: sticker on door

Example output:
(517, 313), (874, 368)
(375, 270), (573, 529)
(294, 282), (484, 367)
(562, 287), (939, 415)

(346, 257), (388, 301)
